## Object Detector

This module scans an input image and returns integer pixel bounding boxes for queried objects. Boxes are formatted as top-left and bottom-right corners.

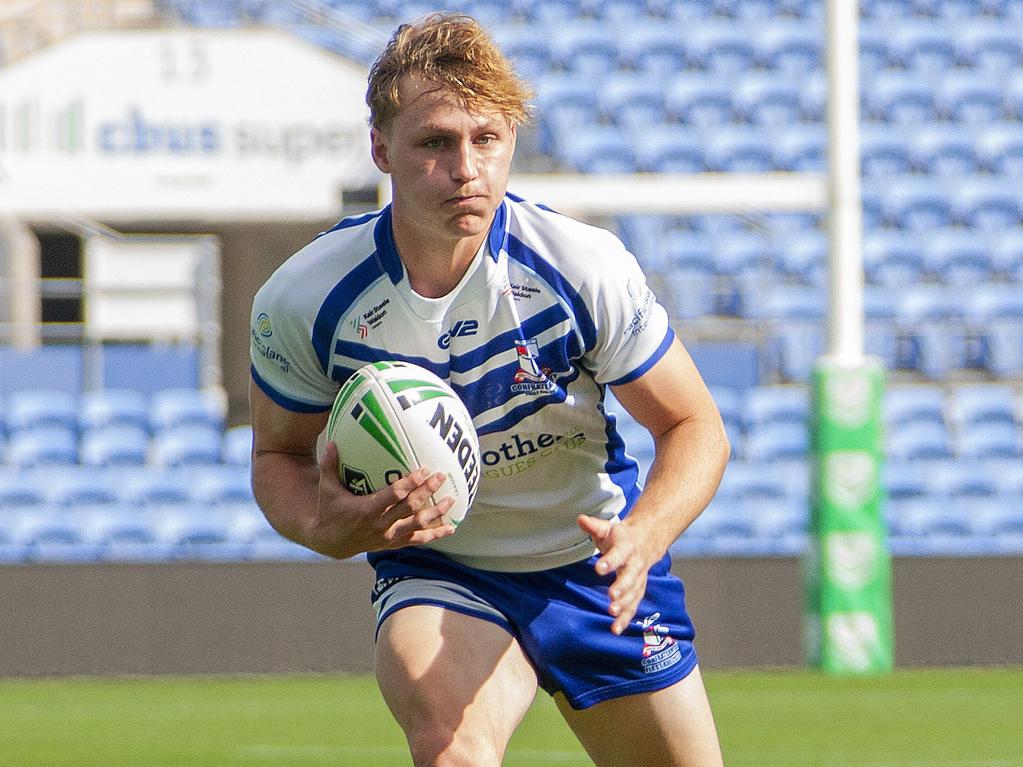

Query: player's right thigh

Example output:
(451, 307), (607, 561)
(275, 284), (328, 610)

(375, 604), (539, 767)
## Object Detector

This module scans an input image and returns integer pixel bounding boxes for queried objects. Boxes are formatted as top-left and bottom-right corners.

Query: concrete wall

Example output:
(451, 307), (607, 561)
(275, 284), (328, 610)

(3, 557), (1021, 677)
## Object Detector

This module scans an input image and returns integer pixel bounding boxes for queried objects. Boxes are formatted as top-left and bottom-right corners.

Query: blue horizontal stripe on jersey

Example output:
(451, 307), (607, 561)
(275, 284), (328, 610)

(330, 341), (449, 381)
(250, 365), (331, 414)
(474, 366), (582, 437)
(313, 253), (386, 375)
(506, 233), (597, 354)
(448, 303), (577, 375)
(455, 332), (577, 417)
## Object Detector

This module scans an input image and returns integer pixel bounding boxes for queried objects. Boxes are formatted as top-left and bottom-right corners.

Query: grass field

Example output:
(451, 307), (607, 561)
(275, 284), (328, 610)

(2, 667), (1022, 766)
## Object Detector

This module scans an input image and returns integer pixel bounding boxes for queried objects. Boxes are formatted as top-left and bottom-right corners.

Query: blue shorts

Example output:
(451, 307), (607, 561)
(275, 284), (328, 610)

(369, 547), (699, 710)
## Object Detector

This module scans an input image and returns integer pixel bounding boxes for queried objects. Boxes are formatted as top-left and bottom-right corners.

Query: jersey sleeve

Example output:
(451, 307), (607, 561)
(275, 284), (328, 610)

(581, 236), (674, 387)
(249, 274), (337, 413)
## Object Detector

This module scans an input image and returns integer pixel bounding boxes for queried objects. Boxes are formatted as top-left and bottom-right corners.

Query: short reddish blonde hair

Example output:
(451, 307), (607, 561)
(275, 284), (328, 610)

(367, 13), (534, 131)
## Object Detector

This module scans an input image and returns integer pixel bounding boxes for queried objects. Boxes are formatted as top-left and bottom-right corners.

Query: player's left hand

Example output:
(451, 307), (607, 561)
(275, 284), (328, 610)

(577, 515), (659, 635)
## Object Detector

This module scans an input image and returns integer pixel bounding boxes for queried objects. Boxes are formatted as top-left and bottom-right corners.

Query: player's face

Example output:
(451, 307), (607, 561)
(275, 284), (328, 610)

(372, 75), (516, 244)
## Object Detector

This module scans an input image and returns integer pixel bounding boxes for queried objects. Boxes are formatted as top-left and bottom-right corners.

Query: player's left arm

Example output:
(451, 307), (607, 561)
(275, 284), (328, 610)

(578, 337), (730, 634)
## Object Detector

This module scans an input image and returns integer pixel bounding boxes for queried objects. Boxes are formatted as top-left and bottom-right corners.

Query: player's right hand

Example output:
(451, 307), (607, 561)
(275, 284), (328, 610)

(311, 441), (456, 559)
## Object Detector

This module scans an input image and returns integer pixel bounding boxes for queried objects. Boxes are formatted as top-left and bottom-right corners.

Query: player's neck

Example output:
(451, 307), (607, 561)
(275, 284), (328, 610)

(391, 222), (485, 299)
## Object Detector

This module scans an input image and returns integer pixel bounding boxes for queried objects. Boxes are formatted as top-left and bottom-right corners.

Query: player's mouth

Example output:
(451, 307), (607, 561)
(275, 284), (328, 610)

(445, 194), (485, 207)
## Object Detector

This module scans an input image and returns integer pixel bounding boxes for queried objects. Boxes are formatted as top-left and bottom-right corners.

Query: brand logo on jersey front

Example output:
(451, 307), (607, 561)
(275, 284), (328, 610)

(438, 319), (479, 349)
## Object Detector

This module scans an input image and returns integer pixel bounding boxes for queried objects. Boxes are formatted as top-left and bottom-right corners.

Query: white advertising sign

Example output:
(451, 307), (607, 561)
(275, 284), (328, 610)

(0, 29), (380, 220)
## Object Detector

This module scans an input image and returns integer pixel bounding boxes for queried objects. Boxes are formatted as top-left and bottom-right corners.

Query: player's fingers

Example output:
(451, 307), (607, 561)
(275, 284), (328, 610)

(381, 471), (447, 525)
(375, 467), (431, 505)
(593, 531), (635, 576)
(384, 497), (454, 544)
(577, 514), (611, 546)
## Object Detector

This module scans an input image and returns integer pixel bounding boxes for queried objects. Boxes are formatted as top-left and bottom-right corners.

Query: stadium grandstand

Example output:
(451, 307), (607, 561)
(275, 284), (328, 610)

(1, 0), (1022, 571)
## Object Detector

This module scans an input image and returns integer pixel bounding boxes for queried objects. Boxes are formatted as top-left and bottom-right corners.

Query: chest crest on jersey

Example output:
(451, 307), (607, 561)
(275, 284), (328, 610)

(512, 337), (566, 396)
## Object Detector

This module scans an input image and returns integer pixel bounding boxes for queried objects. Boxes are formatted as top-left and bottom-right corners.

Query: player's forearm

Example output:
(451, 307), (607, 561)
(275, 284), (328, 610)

(624, 413), (730, 558)
(251, 450), (326, 552)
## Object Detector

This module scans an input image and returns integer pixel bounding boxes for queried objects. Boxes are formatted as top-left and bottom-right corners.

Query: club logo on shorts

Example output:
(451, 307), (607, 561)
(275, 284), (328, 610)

(640, 613), (681, 674)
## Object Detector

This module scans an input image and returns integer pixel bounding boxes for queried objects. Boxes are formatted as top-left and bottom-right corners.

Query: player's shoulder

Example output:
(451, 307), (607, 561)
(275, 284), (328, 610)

(503, 192), (634, 272)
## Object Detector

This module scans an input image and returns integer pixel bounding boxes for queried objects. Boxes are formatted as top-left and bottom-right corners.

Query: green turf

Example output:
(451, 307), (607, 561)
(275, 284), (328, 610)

(2, 668), (1021, 766)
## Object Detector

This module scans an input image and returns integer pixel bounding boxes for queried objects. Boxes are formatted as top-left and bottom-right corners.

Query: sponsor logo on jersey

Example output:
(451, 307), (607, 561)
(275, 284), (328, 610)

(640, 613), (681, 674)
(251, 327), (291, 373)
(481, 430), (586, 479)
(624, 286), (655, 338)
(511, 338), (560, 395)
(361, 298), (390, 329)
(256, 312), (273, 337)
(351, 317), (369, 338)
(438, 319), (479, 349)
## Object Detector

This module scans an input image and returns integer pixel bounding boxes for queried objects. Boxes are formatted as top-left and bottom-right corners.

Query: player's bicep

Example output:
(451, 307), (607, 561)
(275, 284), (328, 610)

(249, 376), (329, 459)
(610, 338), (722, 440)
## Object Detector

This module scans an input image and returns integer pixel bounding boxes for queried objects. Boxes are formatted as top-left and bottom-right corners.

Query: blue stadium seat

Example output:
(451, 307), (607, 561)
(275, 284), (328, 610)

(864, 286), (901, 369)
(774, 125), (826, 172)
(150, 388), (225, 432)
(977, 123), (1023, 176)
(189, 466), (255, 506)
(890, 22), (959, 75)
(8, 507), (97, 563)
(909, 124), (982, 176)
(733, 73), (804, 127)
(599, 72), (667, 132)
(752, 20), (822, 74)
(922, 0), (986, 19)
(549, 22), (619, 78)
(743, 422), (809, 463)
(887, 420), (953, 461)
(957, 19), (1022, 75)
(778, 229), (826, 286)
(896, 504), (987, 556)
(865, 70), (938, 124)
(79, 506), (172, 562)
(515, 0), (584, 24)
(883, 460), (929, 501)
(663, 0), (716, 23)
(79, 425), (149, 467)
(591, 0), (649, 24)
(6, 389), (77, 433)
(881, 177), (954, 231)
(936, 71), (1005, 124)
(965, 283), (1023, 377)
(121, 472), (192, 508)
(618, 23), (690, 77)
(922, 228), (994, 284)
(1003, 70), (1023, 121)
(492, 24), (552, 81)
(151, 425), (224, 467)
(633, 124), (705, 173)
(988, 228), (1023, 279)
(662, 266), (718, 320)
(456, 0), (514, 26)
(78, 388), (149, 432)
(858, 25), (892, 76)
(223, 424), (253, 467)
(704, 126), (775, 172)
(797, 70), (827, 123)
(152, 505), (247, 561)
(707, 385), (743, 444)
(860, 124), (913, 177)
(895, 285), (968, 378)
(6, 427), (78, 467)
(45, 470), (121, 507)
(949, 384), (1019, 427)
(742, 386), (809, 431)
(952, 179), (1021, 230)
(957, 422), (1023, 460)
(226, 503), (315, 561)
(860, 0), (917, 20)
(932, 460), (1000, 499)
(759, 286), (827, 382)
(664, 75), (735, 128)
(687, 22), (757, 74)
(559, 125), (637, 173)
(884, 384), (947, 428)
(533, 73), (600, 151)
(0, 472), (47, 510)
(862, 230), (926, 287)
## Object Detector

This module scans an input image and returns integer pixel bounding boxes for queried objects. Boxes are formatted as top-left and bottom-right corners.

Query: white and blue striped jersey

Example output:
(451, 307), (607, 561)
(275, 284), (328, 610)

(250, 193), (674, 572)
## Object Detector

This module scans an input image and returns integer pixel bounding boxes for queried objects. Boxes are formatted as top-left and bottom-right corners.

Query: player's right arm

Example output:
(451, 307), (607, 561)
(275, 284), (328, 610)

(249, 378), (456, 560)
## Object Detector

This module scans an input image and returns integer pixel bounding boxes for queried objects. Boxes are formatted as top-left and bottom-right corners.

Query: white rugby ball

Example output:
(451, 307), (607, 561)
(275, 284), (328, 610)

(326, 361), (481, 527)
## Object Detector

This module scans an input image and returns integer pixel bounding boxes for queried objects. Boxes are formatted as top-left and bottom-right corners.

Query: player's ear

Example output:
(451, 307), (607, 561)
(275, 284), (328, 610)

(371, 126), (391, 173)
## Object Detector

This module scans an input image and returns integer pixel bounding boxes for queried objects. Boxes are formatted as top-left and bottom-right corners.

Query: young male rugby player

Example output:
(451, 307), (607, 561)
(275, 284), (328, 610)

(249, 13), (729, 766)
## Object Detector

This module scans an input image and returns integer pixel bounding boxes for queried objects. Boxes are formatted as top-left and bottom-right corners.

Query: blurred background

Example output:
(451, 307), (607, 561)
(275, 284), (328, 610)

(1, 0), (1021, 677)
